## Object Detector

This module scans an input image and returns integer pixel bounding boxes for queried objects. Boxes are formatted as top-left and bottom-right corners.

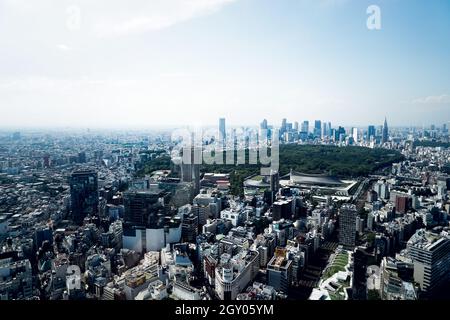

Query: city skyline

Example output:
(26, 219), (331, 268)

(0, 0), (449, 128)
(2, 0), (450, 308)
(0, 116), (448, 132)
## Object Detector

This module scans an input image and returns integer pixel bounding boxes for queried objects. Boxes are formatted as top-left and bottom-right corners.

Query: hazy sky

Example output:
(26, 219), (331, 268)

(0, 0), (449, 129)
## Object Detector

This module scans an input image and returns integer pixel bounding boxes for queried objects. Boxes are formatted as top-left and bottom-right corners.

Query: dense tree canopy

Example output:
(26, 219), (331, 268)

(137, 145), (404, 196)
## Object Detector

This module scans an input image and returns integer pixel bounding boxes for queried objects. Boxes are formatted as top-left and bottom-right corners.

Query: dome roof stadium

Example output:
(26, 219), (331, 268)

(287, 171), (345, 187)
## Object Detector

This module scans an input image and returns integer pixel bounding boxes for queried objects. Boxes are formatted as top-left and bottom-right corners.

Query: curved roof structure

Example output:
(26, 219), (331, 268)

(288, 171), (345, 187)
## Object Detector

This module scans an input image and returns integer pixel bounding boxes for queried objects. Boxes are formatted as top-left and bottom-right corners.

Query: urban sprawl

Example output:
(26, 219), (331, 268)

(1, 118), (450, 301)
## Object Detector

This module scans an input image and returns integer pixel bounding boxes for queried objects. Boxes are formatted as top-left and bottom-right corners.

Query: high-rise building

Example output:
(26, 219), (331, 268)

(314, 120), (322, 138)
(267, 248), (292, 293)
(367, 125), (376, 141)
(181, 212), (198, 243)
(286, 122), (293, 132)
(301, 121), (309, 134)
(280, 118), (287, 137)
(123, 190), (161, 227)
(374, 181), (389, 200)
(395, 196), (410, 214)
(352, 127), (359, 142)
(260, 119), (268, 130)
(272, 199), (294, 221)
(339, 204), (357, 248)
(382, 117), (389, 143)
(269, 170), (279, 194)
(334, 126), (346, 142)
(69, 170), (99, 225)
(180, 145), (201, 196)
(322, 122), (328, 138)
(219, 118), (226, 146)
(294, 121), (299, 132)
(406, 229), (450, 296)
(352, 247), (368, 300)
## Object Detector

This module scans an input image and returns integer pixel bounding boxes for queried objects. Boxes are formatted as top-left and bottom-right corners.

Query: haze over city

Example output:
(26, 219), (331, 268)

(0, 0), (449, 128)
(2, 0), (450, 308)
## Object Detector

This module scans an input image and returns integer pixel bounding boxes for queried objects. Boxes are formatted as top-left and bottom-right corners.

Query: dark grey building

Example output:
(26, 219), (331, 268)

(123, 190), (164, 227)
(382, 117), (389, 143)
(339, 204), (357, 248)
(69, 170), (98, 225)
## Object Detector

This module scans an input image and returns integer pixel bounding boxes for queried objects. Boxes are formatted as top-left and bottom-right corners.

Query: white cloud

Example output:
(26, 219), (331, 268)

(91, 0), (237, 37)
(1, 0), (238, 38)
(411, 94), (450, 104)
(56, 44), (72, 51)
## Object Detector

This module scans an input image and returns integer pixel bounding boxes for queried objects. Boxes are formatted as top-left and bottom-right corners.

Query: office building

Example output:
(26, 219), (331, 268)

(406, 229), (450, 295)
(180, 146), (201, 196)
(395, 196), (410, 214)
(181, 212), (198, 243)
(339, 204), (357, 248)
(301, 121), (309, 134)
(281, 118), (287, 136)
(267, 247), (292, 293)
(351, 247), (368, 300)
(69, 170), (99, 225)
(123, 190), (161, 227)
(219, 117), (226, 146)
(382, 117), (389, 143)
(272, 199), (294, 221)
(215, 250), (260, 300)
(314, 120), (322, 138)
(368, 125), (376, 141)
(260, 119), (268, 130)
(352, 127), (359, 142)
(374, 181), (389, 200)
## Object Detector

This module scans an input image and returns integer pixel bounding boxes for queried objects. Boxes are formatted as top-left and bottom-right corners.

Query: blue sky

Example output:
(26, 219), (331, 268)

(0, 0), (449, 128)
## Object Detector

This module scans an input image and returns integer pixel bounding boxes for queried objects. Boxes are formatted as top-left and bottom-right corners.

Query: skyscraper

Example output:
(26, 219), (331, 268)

(314, 120), (322, 138)
(352, 247), (369, 300)
(180, 146), (201, 196)
(406, 229), (450, 296)
(334, 126), (346, 142)
(322, 122), (328, 138)
(301, 121), (309, 134)
(352, 127), (359, 142)
(382, 117), (389, 143)
(123, 190), (160, 227)
(367, 125), (376, 141)
(69, 170), (99, 225)
(260, 119), (268, 130)
(219, 117), (226, 146)
(339, 204), (357, 248)
(281, 118), (287, 136)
